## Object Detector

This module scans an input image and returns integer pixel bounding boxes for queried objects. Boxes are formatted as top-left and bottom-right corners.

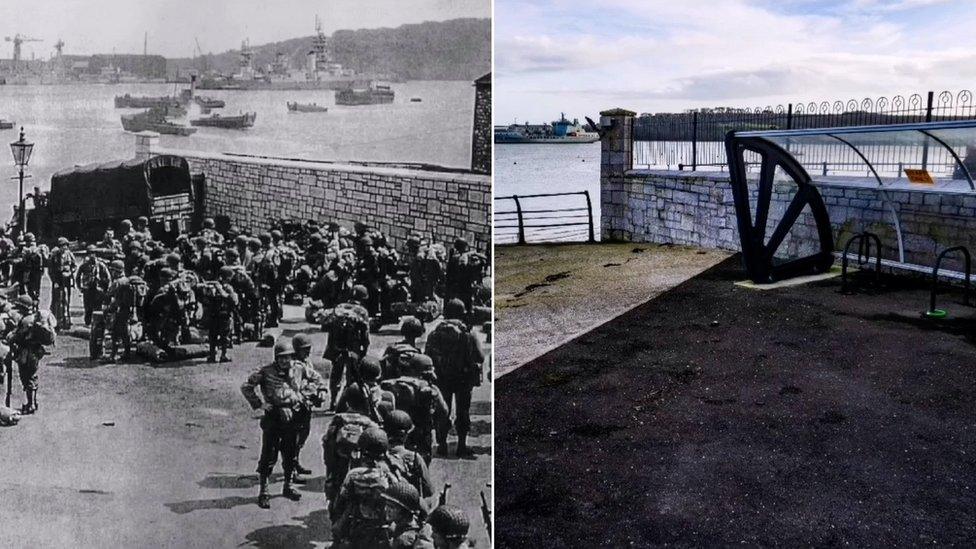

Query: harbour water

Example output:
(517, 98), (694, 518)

(494, 142), (600, 243)
(0, 80), (475, 215)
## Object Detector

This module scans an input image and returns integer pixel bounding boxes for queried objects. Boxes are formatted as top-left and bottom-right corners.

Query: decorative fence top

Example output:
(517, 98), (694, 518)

(632, 90), (976, 177)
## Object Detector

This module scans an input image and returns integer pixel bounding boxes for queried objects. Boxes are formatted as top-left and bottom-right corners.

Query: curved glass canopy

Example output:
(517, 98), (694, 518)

(735, 119), (976, 191)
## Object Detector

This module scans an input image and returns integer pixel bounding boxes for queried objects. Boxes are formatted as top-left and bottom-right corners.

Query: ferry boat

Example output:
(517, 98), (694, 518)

(335, 83), (395, 106)
(494, 113), (600, 144)
(190, 112), (256, 129)
(287, 101), (328, 113)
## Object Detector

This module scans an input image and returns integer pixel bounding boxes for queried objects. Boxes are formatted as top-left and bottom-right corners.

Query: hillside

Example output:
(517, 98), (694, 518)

(168, 18), (489, 81)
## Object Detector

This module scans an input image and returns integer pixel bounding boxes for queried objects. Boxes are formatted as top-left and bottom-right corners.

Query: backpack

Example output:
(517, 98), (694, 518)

(380, 377), (429, 420)
(323, 413), (378, 470)
(24, 310), (57, 347)
(427, 319), (470, 380)
(383, 342), (419, 379)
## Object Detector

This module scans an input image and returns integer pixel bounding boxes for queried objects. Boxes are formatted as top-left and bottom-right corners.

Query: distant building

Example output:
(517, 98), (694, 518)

(472, 73), (491, 174)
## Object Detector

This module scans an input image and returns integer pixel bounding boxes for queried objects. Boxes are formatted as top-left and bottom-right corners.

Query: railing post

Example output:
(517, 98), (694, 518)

(691, 110), (698, 171)
(786, 103), (793, 129)
(583, 190), (595, 243)
(599, 108), (636, 242)
(922, 90), (934, 170)
(512, 195), (526, 245)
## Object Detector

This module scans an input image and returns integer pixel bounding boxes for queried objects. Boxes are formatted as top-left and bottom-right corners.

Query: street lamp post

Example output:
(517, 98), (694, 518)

(9, 127), (34, 236)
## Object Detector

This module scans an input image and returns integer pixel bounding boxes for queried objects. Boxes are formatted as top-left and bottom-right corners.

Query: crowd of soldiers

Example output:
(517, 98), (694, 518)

(0, 214), (491, 546)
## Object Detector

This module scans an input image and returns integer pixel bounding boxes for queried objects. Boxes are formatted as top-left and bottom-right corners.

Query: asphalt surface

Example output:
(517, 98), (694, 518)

(0, 279), (491, 549)
(496, 255), (976, 547)
(495, 243), (729, 377)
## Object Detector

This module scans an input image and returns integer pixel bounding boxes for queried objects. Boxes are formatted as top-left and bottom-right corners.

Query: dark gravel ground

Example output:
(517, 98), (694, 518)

(496, 255), (976, 548)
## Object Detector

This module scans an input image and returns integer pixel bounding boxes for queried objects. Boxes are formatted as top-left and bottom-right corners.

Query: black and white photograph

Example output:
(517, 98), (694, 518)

(0, 1), (491, 547)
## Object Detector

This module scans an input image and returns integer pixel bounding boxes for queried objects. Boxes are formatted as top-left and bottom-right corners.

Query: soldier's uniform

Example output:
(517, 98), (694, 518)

(48, 238), (77, 330)
(103, 260), (135, 362)
(336, 356), (396, 422)
(19, 234), (46, 301)
(381, 317), (424, 380)
(206, 268), (239, 363)
(428, 299), (484, 459)
(240, 340), (306, 509)
(427, 505), (472, 549)
(321, 294), (371, 408)
(132, 216), (154, 243)
(199, 218), (224, 247)
(289, 333), (326, 481)
(381, 354), (450, 464)
(382, 480), (436, 549)
(74, 247), (111, 326)
(331, 427), (405, 549)
(384, 410), (434, 498)
(7, 296), (55, 414)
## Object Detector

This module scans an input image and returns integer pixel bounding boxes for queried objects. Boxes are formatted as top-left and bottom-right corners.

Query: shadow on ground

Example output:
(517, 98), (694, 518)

(244, 509), (332, 549)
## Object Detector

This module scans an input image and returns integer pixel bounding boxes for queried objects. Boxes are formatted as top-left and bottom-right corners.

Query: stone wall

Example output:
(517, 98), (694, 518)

(139, 136), (490, 252)
(597, 110), (976, 274)
(471, 73), (491, 175)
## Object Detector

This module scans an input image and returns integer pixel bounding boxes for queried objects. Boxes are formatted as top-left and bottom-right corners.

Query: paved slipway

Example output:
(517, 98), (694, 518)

(497, 256), (976, 547)
(0, 279), (491, 549)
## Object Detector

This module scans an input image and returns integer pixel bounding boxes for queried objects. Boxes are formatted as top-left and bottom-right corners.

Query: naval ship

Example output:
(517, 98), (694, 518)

(494, 113), (600, 144)
(198, 18), (377, 91)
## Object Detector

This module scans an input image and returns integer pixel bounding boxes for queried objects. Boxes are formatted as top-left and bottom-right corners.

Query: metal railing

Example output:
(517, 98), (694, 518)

(494, 191), (595, 245)
(633, 90), (976, 177)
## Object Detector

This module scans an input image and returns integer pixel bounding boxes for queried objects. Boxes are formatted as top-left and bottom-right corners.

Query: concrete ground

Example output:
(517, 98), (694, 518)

(0, 279), (491, 549)
(494, 243), (730, 377)
(497, 256), (976, 547)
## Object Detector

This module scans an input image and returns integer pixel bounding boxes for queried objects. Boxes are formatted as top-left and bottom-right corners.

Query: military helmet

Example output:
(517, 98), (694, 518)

(400, 316), (424, 338)
(359, 235), (374, 248)
(23, 232), (35, 243)
(219, 266), (235, 279)
(444, 298), (466, 320)
(428, 505), (470, 540)
(165, 253), (181, 267)
(358, 426), (389, 456)
(327, 221), (340, 231)
(225, 248), (240, 259)
(160, 268), (177, 281)
(12, 295), (34, 310)
(360, 355), (382, 381)
(381, 480), (422, 513)
(291, 333), (313, 351)
(234, 234), (248, 246)
(354, 221), (368, 233)
(136, 215), (149, 225)
(309, 233), (322, 243)
(274, 340), (295, 358)
(86, 244), (96, 253)
(56, 237), (69, 246)
(203, 217), (215, 229)
(351, 285), (369, 301)
(453, 238), (468, 250)
(129, 240), (143, 250)
(406, 353), (435, 377)
(384, 409), (414, 435)
(109, 259), (125, 272)
(270, 229), (283, 241)
(258, 232), (272, 244)
(120, 219), (132, 229)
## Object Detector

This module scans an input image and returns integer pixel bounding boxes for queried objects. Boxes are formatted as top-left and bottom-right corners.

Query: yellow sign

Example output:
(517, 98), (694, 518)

(904, 168), (935, 185)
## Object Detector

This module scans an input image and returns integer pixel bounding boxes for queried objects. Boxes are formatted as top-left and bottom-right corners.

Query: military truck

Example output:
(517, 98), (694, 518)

(26, 154), (203, 244)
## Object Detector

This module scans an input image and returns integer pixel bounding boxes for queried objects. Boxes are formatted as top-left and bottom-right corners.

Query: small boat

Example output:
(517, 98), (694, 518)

(0, 120), (14, 130)
(121, 111), (196, 136)
(287, 101), (328, 113)
(410, 97), (422, 103)
(335, 83), (395, 106)
(194, 96), (225, 109)
(190, 112), (257, 129)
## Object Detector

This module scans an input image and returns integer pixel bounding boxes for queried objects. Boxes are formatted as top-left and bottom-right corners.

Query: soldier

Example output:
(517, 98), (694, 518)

(290, 333), (326, 483)
(206, 267), (239, 363)
(118, 219), (134, 251)
(251, 233), (281, 328)
(335, 355), (395, 422)
(381, 316), (424, 379)
(355, 236), (382, 320)
(132, 215), (153, 243)
(240, 340), (305, 509)
(103, 260), (135, 363)
(20, 233), (45, 301)
(322, 286), (371, 409)
(331, 426), (404, 548)
(445, 239), (483, 313)
(7, 296), (56, 414)
(75, 245), (111, 326)
(383, 480), (435, 549)
(384, 409), (433, 500)
(428, 299), (484, 459)
(428, 505), (472, 549)
(382, 353), (450, 464)
(322, 411), (379, 506)
(48, 237), (77, 331)
(97, 229), (124, 260)
(124, 240), (148, 277)
(199, 217), (224, 247)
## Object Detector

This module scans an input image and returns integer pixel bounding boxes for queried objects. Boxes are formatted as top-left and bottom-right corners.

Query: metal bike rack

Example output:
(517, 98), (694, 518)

(840, 232), (882, 294)
(926, 246), (972, 318)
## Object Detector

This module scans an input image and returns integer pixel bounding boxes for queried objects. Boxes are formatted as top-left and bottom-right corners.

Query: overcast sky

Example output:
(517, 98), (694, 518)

(0, 0), (488, 60)
(496, 0), (976, 123)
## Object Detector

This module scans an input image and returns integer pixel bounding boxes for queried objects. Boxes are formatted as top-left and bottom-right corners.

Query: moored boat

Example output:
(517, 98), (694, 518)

(194, 96), (225, 109)
(287, 101), (328, 113)
(120, 110), (196, 136)
(0, 120), (14, 130)
(335, 83), (395, 106)
(189, 112), (256, 129)
(114, 93), (182, 109)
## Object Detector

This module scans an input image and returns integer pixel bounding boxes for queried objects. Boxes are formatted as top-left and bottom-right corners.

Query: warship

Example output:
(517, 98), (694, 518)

(494, 113), (600, 144)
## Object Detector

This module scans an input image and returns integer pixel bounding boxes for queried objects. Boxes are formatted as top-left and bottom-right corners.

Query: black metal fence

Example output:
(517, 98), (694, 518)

(633, 90), (976, 177)
(494, 191), (595, 245)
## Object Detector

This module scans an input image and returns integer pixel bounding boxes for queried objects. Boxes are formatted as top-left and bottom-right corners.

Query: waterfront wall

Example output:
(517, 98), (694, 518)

(472, 73), (491, 175)
(599, 110), (976, 273)
(137, 134), (491, 252)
